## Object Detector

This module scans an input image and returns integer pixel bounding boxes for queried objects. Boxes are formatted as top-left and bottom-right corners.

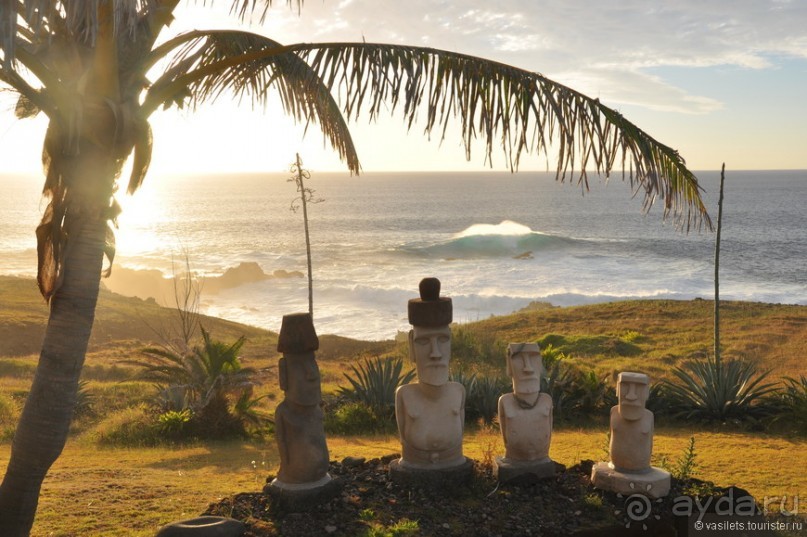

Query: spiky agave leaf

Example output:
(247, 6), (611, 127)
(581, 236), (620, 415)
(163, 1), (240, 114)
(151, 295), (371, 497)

(661, 358), (778, 421)
(339, 356), (415, 416)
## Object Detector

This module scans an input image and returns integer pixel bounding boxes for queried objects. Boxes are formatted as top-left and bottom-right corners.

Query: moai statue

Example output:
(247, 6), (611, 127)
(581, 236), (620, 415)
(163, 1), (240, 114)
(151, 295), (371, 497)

(495, 343), (555, 482)
(591, 372), (671, 499)
(389, 278), (473, 485)
(266, 312), (333, 500)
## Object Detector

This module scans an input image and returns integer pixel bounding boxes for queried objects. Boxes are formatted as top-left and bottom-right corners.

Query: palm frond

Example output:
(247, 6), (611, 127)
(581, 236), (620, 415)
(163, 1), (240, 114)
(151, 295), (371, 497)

(228, 0), (300, 23)
(144, 30), (359, 173)
(148, 38), (708, 229)
(1, 0), (155, 66)
(302, 43), (709, 229)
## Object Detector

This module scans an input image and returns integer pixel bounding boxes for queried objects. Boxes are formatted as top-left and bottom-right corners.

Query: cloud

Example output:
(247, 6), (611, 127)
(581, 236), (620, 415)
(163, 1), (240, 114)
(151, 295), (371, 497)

(254, 0), (806, 115)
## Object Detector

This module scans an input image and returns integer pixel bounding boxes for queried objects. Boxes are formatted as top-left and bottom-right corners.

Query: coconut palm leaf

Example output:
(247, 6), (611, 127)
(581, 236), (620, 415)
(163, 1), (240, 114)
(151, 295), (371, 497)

(143, 30), (360, 174)
(143, 36), (709, 229)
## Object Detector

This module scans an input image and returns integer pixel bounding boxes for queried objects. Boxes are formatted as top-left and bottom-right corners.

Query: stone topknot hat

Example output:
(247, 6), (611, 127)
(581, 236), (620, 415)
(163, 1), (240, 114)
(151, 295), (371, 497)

(277, 312), (319, 353)
(408, 277), (452, 327)
(618, 371), (649, 384)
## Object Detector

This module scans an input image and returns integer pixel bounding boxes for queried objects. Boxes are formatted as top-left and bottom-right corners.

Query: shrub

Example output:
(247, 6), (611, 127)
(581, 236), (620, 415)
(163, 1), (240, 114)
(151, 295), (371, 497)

(543, 360), (614, 420)
(158, 409), (192, 439)
(338, 356), (415, 420)
(455, 372), (509, 425)
(660, 357), (777, 422)
(0, 393), (19, 442)
(450, 325), (506, 367)
(324, 401), (390, 435)
(123, 327), (261, 439)
(73, 379), (94, 418)
(769, 375), (807, 433)
(92, 405), (163, 447)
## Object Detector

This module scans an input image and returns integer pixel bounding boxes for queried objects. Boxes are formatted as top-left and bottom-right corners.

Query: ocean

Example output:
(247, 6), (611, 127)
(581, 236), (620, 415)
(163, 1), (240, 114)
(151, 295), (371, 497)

(1, 170), (805, 340)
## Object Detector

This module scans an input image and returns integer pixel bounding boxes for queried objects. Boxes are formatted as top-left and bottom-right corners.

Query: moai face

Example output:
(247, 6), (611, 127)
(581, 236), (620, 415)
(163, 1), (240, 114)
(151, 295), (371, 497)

(617, 372), (649, 421)
(507, 343), (543, 395)
(279, 353), (322, 407)
(409, 325), (451, 386)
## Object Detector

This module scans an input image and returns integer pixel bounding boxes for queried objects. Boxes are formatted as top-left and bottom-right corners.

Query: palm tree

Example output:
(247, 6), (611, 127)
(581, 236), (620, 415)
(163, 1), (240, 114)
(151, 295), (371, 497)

(126, 327), (258, 437)
(0, 1), (711, 533)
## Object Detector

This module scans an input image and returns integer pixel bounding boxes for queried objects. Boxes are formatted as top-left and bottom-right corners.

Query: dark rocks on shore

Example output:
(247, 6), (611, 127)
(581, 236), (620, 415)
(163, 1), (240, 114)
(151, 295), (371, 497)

(103, 262), (303, 305)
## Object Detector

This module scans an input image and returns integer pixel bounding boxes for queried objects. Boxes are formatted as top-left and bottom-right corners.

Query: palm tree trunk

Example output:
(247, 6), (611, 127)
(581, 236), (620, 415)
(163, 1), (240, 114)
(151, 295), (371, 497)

(0, 178), (109, 536)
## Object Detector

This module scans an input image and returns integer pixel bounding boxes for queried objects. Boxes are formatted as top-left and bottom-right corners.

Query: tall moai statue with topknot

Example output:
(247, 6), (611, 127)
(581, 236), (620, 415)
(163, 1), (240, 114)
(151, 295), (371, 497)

(266, 312), (334, 501)
(591, 372), (671, 498)
(389, 278), (473, 485)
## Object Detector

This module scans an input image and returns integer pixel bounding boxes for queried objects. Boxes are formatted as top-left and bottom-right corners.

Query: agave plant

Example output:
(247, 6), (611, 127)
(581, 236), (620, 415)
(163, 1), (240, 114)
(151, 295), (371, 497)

(661, 357), (778, 422)
(338, 356), (416, 419)
(124, 327), (259, 436)
(768, 375), (807, 433)
(469, 374), (510, 425)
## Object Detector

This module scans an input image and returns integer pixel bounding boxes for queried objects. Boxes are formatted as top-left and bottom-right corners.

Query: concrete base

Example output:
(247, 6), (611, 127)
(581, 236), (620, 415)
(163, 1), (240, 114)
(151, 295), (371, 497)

(264, 473), (342, 511)
(388, 457), (474, 488)
(495, 456), (555, 484)
(590, 462), (671, 499)
(155, 516), (245, 537)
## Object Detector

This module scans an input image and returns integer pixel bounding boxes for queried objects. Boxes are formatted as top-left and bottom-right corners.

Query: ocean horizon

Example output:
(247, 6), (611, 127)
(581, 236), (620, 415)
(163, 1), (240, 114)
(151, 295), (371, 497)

(1, 169), (805, 340)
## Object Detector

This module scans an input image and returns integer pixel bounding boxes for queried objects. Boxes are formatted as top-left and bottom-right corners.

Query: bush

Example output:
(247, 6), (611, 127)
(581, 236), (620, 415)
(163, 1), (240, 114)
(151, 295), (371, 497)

(123, 327), (262, 440)
(92, 405), (163, 447)
(543, 360), (614, 420)
(338, 356), (415, 420)
(769, 375), (807, 433)
(0, 393), (19, 442)
(158, 409), (193, 439)
(451, 371), (509, 425)
(324, 401), (391, 435)
(660, 357), (777, 422)
(450, 326), (506, 368)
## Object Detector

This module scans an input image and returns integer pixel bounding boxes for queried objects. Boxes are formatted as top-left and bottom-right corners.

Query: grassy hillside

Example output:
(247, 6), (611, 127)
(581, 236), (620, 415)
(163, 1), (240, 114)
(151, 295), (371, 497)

(458, 299), (807, 381)
(0, 276), (805, 536)
(2, 275), (805, 388)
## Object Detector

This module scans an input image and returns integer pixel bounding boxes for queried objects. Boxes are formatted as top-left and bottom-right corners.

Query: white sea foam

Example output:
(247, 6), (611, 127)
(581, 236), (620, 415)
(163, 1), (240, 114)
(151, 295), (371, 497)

(2, 170), (805, 340)
(455, 220), (535, 237)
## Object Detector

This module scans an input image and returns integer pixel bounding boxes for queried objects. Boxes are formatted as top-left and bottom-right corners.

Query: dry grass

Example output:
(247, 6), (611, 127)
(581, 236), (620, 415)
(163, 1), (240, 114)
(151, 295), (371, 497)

(7, 427), (803, 536)
(457, 299), (807, 381)
(2, 277), (806, 535)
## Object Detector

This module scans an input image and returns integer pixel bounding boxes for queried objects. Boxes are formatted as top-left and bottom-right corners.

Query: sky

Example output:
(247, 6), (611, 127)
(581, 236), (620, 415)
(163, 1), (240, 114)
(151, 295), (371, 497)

(0, 0), (805, 175)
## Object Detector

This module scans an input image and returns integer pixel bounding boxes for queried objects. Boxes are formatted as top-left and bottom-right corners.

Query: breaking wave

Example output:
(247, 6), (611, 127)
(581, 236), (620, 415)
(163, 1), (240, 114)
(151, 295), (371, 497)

(403, 221), (576, 258)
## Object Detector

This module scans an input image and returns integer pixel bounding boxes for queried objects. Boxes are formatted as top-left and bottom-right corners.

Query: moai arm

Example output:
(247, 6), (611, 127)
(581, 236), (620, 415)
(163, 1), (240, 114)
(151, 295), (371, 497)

(459, 383), (466, 426)
(395, 385), (406, 445)
(275, 406), (289, 475)
(498, 395), (507, 448)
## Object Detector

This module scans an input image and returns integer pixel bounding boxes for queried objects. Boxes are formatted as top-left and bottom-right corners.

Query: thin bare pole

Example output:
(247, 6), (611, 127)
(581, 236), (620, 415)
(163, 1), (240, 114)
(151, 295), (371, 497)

(714, 163), (726, 369)
(289, 153), (322, 317)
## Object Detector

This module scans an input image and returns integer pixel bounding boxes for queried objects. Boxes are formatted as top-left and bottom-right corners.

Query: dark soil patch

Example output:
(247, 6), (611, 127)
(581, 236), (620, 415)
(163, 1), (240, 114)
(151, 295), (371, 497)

(203, 456), (772, 536)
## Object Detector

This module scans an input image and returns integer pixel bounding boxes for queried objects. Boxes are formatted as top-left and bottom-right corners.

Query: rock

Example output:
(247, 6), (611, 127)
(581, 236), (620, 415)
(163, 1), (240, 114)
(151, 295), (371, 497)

(155, 516), (244, 537)
(342, 456), (366, 468)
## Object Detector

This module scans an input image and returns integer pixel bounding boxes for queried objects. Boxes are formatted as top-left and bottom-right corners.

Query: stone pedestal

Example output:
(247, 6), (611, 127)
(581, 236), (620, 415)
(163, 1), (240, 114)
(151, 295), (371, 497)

(591, 462), (671, 499)
(264, 474), (342, 511)
(388, 457), (473, 488)
(495, 456), (555, 484)
(155, 516), (245, 537)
